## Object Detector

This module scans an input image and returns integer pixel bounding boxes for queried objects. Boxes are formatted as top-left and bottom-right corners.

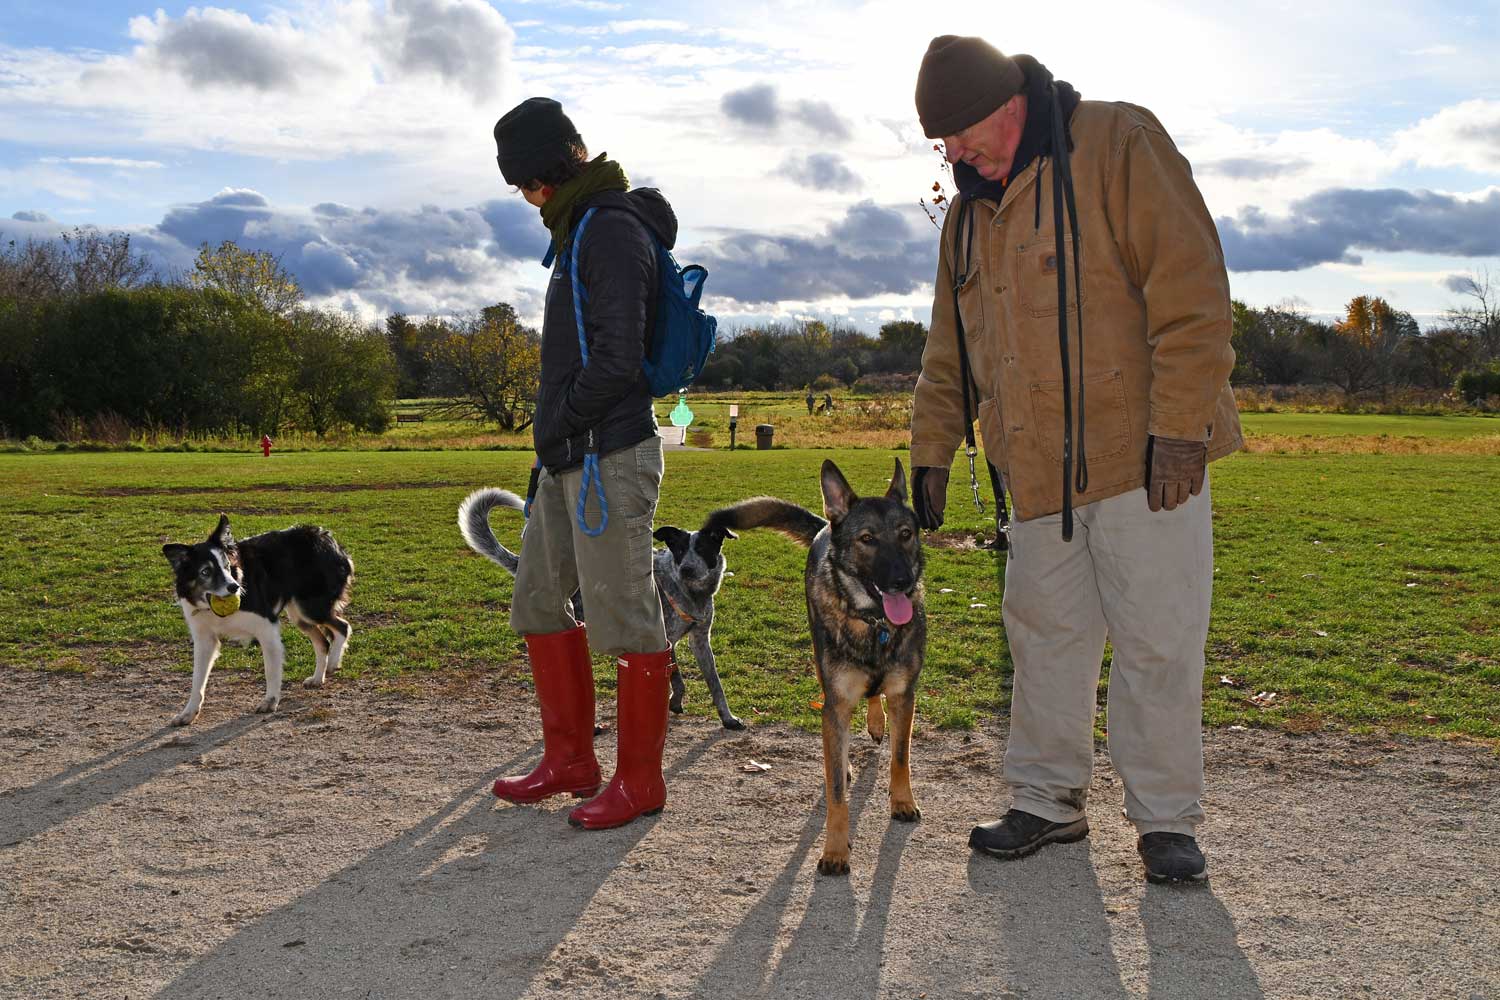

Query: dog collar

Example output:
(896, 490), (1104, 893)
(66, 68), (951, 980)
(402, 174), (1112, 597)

(663, 590), (696, 625)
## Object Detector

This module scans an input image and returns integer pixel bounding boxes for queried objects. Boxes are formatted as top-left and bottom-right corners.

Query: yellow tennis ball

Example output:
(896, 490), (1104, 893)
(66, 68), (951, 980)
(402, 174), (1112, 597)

(209, 593), (241, 617)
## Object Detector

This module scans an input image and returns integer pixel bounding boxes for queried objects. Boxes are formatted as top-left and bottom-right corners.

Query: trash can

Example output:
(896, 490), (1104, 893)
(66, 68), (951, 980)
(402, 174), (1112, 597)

(755, 424), (775, 450)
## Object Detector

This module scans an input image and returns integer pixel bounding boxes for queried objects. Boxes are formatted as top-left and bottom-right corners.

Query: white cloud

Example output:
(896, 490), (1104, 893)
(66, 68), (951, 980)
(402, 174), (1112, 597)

(40, 156), (165, 169)
(0, 0), (516, 159)
(1394, 99), (1500, 174)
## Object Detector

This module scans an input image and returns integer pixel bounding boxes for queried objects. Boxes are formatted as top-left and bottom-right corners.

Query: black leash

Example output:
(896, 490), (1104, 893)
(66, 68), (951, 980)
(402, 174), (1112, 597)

(948, 195), (1010, 551)
(1046, 83), (1088, 542)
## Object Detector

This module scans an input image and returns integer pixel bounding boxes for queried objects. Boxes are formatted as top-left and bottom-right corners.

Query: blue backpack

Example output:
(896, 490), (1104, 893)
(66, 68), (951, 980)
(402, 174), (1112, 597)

(533, 205), (718, 538)
(570, 206), (717, 397)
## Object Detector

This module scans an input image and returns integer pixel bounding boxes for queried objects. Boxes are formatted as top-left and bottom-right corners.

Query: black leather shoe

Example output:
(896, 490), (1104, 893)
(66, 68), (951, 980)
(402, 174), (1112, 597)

(1138, 832), (1208, 884)
(969, 808), (1090, 860)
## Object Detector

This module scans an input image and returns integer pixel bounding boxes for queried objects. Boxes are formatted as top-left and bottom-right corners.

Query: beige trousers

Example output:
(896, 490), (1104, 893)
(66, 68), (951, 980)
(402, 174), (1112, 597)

(509, 436), (668, 656)
(1001, 477), (1213, 836)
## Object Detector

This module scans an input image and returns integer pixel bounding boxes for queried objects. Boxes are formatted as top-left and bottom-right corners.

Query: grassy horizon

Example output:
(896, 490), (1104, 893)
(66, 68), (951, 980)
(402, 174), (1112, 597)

(2, 443), (1496, 747)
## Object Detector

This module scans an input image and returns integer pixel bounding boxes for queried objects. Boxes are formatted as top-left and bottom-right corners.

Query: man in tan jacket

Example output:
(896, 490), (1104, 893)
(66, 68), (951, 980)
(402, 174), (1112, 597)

(909, 36), (1242, 883)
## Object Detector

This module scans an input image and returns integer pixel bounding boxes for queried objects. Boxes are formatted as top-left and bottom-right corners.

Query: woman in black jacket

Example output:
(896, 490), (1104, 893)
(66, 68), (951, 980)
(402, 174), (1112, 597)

(490, 97), (676, 830)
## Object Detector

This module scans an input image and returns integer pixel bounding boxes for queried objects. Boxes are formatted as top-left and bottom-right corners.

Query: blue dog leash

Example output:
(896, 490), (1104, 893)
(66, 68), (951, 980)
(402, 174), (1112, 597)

(569, 208), (607, 537)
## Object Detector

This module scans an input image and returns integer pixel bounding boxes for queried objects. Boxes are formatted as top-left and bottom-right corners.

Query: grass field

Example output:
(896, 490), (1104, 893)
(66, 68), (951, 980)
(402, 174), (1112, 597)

(2, 429), (1496, 745)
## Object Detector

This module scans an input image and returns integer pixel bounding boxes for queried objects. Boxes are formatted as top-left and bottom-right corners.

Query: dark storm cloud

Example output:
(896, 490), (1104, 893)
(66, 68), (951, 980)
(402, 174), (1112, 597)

(1217, 187), (1500, 271)
(158, 189), (274, 247)
(6, 188), (550, 313)
(388, 0), (512, 98)
(145, 9), (333, 91)
(1203, 156), (1310, 180)
(778, 153), (862, 193)
(691, 200), (936, 305)
(721, 83), (853, 139)
(721, 83), (779, 128)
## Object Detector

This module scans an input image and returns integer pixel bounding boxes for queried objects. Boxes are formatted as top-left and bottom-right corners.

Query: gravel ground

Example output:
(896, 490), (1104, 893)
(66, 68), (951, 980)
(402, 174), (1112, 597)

(1, 665), (1496, 1000)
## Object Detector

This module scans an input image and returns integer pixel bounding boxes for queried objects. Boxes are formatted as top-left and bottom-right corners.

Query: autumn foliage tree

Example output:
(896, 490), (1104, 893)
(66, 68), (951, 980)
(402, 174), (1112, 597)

(425, 303), (540, 430)
(189, 240), (303, 317)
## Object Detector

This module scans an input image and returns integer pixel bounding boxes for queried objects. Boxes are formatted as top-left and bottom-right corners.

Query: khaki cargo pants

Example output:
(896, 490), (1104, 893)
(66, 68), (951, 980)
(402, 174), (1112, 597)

(1001, 477), (1214, 836)
(509, 436), (668, 657)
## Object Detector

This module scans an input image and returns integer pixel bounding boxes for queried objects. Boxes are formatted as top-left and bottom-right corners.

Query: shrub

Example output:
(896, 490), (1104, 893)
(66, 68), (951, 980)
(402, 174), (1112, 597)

(1455, 364), (1500, 405)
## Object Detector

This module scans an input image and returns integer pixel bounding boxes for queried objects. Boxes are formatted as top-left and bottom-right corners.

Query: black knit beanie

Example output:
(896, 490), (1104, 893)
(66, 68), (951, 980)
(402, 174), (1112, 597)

(493, 97), (582, 187)
(915, 35), (1025, 139)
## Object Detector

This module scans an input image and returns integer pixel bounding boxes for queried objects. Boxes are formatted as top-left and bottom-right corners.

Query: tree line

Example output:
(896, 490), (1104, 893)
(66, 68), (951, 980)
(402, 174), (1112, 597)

(1231, 281), (1500, 403)
(0, 231), (542, 440)
(3, 226), (1497, 443)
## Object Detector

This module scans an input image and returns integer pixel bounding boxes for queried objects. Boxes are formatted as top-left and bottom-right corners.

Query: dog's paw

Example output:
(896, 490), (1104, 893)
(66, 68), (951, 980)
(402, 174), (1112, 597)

(169, 708), (199, 727)
(668, 696), (684, 714)
(891, 800), (922, 823)
(721, 715), (746, 731)
(817, 850), (851, 877)
(254, 695), (281, 714)
(301, 676), (324, 689)
(867, 728), (884, 744)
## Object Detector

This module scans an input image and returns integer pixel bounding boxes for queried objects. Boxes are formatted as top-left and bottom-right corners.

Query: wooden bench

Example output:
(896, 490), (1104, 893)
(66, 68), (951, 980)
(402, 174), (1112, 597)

(395, 413), (424, 424)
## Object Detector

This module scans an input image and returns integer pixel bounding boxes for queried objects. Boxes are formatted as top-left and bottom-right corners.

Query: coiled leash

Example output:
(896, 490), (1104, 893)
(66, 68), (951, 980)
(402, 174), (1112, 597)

(570, 208), (608, 537)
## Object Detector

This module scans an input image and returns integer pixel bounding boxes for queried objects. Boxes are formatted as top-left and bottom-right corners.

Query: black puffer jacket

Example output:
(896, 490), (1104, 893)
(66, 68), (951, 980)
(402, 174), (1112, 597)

(533, 188), (677, 471)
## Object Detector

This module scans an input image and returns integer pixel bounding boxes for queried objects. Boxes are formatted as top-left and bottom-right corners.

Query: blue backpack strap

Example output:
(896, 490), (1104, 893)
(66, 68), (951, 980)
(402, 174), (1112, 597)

(568, 207), (607, 537)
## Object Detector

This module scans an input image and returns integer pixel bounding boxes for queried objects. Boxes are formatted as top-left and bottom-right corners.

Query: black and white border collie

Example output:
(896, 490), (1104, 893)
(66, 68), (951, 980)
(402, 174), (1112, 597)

(161, 514), (354, 726)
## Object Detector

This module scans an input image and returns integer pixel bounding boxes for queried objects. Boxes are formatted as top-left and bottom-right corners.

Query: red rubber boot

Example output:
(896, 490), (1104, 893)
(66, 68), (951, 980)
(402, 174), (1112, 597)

(493, 626), (601, 803)
(567, 649), (673, 830)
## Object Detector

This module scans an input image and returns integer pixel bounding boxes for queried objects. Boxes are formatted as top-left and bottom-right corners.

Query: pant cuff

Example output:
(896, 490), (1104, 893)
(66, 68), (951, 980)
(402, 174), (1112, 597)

(1133, 820), (1198, 836)
(1008, 792), (1087, 826)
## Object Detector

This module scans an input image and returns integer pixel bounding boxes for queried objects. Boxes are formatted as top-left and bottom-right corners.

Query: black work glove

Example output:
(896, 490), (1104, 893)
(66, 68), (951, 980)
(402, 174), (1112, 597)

(911, 466), (949, 530)
(1146, 435), (1207, 512)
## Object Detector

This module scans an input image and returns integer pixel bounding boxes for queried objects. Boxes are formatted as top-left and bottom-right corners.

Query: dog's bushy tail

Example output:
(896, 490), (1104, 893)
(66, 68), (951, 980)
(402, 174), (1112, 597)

(457, 488), (524, 575)
(702, 497), (826, 548)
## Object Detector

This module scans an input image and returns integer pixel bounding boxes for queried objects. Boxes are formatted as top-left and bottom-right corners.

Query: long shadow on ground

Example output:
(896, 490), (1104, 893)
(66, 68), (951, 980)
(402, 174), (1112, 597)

(154, 733), (725, 1000)
(0, 716), (264, 848)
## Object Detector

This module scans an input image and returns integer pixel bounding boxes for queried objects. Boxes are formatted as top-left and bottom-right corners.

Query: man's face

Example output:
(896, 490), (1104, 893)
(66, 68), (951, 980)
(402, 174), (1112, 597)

(941, 95), (1027, 181)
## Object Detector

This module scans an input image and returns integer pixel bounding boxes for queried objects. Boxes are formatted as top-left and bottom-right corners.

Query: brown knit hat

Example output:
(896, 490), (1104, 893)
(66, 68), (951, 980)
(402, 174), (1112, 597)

(915, 35), (1024, 139)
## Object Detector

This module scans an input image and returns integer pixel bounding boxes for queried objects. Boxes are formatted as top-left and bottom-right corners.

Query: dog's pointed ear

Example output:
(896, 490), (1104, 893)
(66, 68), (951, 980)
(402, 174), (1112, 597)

(211, 514), (233, 548)
(886, 457), (908, 504)
(821, 460), (856, 524)
(162, 543), (191, 570)
(653, 525), (691, 561)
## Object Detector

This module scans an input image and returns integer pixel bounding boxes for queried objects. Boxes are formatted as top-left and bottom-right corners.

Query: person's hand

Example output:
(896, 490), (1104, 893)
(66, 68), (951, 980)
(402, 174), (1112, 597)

(911, 466), (949, 530)
(1146, 436), (1207, 511)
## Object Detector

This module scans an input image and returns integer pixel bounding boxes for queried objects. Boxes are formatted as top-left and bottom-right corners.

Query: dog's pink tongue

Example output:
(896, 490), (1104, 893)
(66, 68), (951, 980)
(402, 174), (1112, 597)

(881, 591), (913, 625)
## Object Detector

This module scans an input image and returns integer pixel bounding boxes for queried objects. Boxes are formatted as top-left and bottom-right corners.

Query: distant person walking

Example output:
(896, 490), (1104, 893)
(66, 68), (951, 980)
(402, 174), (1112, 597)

(490, 97), (678, 831)
(907, 37), (1242, 882)
(805, 387), (816, 415)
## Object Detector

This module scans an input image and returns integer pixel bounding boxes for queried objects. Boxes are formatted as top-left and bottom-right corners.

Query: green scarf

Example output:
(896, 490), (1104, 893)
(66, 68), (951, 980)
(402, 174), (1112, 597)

(541, 154), (629, 256)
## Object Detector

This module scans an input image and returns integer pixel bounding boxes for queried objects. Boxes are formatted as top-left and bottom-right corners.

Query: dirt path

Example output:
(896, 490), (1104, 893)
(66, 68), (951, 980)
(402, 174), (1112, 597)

(1, 666), (1495, 1000)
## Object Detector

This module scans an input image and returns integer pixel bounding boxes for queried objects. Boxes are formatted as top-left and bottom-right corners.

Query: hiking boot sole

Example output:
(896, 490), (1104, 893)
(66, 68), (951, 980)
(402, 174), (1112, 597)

(1144, 867), (1209, 885)
(968, 818), (1090, 860)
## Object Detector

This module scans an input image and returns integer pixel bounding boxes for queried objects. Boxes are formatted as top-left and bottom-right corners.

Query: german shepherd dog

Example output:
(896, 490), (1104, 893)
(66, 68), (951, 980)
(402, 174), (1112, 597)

(458, 488), (745, 729)
(161, 515), (353, 726)
(703, 459), (924, 875)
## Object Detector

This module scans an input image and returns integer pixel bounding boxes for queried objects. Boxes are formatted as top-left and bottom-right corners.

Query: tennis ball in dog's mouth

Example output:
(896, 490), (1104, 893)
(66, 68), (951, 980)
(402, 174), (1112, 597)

(209, 593), (241, 617)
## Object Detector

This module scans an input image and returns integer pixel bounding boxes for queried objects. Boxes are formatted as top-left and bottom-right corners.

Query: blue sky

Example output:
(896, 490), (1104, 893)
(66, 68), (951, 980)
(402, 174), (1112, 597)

(2, 0), (1498, 329)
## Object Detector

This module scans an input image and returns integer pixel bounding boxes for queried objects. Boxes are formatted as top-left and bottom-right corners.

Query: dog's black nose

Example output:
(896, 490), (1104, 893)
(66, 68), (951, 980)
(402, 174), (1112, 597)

(227, 583), (241, 595)
(884, 567), (914, 593)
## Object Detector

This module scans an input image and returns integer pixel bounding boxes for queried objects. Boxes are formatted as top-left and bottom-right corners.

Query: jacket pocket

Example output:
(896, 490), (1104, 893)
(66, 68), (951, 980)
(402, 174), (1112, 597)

(1029, 369), (1131, 464)
(1015, 235), (1085, 319)
(976, 397), (1006, 472)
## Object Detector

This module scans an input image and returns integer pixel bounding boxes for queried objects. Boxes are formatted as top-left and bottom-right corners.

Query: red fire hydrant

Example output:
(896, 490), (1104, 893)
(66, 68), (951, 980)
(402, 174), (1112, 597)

(260, 434), (273, 457)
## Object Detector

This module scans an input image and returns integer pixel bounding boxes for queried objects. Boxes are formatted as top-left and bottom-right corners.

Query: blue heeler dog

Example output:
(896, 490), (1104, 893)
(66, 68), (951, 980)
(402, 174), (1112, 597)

(458, 488), (744, 729)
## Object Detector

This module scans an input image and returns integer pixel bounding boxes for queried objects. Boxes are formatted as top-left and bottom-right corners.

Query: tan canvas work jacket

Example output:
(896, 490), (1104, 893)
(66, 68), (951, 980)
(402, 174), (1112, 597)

(910, 100), (1243, 522)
